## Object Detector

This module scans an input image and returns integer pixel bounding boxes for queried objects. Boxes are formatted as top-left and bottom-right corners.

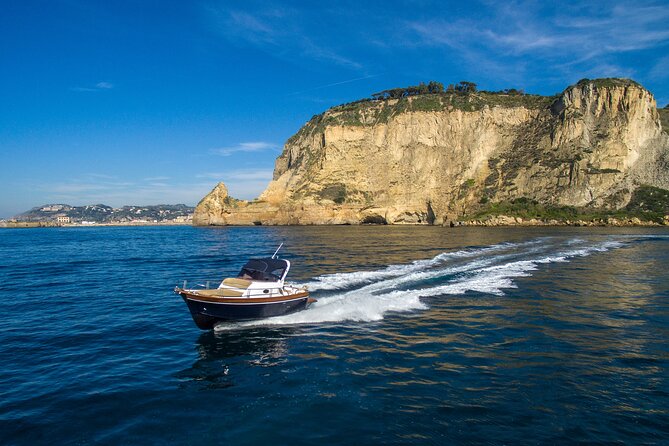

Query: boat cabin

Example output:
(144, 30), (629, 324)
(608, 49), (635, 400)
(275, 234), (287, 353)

(236, 258), (290, 283)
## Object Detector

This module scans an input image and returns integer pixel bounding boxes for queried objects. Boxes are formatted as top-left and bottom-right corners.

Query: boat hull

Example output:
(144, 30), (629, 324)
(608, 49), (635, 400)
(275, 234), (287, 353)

(177, 290), (313, 330)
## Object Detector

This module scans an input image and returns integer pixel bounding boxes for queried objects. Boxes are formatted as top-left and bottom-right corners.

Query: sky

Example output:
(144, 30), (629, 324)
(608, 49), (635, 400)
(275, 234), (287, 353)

(1, 0), (668, 218)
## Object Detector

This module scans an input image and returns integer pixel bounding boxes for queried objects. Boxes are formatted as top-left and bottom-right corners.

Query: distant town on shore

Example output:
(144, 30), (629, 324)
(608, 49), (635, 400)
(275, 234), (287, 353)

(1, 204), (194, 228)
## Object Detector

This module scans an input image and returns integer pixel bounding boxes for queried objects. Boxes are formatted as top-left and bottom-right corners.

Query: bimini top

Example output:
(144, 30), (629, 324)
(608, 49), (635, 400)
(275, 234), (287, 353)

(236, 258), (290, 282)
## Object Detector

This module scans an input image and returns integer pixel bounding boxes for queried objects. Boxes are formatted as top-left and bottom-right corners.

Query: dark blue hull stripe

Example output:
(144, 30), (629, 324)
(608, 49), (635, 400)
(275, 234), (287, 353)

(183, 296), (312, 329)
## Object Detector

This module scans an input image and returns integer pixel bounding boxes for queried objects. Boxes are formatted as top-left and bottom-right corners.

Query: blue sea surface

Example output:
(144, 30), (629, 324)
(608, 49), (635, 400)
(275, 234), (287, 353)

(1, 226), (668, 445)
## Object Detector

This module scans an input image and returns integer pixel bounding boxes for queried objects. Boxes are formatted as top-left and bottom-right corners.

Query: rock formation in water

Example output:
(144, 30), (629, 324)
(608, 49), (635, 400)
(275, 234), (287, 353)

(194, 78), (669, 225)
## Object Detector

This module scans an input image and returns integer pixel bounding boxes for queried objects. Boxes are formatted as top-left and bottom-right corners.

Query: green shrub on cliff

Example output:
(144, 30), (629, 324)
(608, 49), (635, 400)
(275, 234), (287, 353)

(626, 186), (669, 220)
(411, 95), (443, 112)
(576, 78), (642, 89)
(468, 186), (669, 223)
(469, 197), (580, 221)
(659, 107), (669, 135)
(319, 183), (347, 204)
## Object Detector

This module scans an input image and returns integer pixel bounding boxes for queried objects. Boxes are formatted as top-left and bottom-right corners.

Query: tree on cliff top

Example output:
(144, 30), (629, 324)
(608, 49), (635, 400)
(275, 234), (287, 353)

(371, 80), (444, 100)
(370, 80), (483, 100)
(455, 81), (477, 93)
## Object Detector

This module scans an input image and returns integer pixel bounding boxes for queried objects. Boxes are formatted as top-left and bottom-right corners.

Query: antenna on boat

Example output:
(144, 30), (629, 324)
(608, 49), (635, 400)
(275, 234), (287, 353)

(271, 243), (283, 259)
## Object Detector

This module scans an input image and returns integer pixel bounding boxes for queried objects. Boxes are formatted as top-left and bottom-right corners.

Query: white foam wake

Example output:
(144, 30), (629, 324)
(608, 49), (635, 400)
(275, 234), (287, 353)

(300, 239), (543, 291)
(214, 238), (625, 331)
(376, 239), (625, 300)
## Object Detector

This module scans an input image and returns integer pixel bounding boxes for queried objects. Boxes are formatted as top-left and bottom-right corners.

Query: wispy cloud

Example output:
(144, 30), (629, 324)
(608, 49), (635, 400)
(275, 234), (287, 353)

(71, 81), (114, 92)
(29, 175), (212, 207)
(197, 169), (273, 199)
(299, 36), (362, 70)
(211, 141), (278, 156)
(22, 165), (273, 210)
(197, 169), (274, 182)
(205, 6), (362, 70)
(649, 55), (669, 80)
(405, 1), (669, 83)
(409, 3), (669, 59)
(228, 10), (276, 42)
(286, 74), (383, 96)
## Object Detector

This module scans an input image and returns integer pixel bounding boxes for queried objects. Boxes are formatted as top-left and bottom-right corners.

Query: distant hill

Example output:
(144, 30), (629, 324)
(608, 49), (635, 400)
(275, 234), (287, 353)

(14, 203), (194, 223)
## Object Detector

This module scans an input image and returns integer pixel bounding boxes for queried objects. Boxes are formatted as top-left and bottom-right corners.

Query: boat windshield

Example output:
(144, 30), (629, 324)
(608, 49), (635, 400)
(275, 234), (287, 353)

(237, 258), (288, 281)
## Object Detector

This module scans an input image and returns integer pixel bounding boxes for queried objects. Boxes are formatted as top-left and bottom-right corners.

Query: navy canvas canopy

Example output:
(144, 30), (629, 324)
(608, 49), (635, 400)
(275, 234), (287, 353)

(237, 258), (289, 281)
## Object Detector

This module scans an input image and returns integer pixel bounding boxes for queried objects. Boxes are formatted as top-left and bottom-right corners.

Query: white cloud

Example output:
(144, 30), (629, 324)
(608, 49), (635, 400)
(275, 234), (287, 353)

(229, 10), (275, 40)
(197, 171), (272, 181)
(28, 168), (275, 207)
(71, 81), (114, 92)
(405, 1), (669, 81)
(195, 169), (274, 200)
(211, 141), (279, 156)
(29, 176), (212, 207)
(220, 169), (273, 200)
(222, 169), (274, 181)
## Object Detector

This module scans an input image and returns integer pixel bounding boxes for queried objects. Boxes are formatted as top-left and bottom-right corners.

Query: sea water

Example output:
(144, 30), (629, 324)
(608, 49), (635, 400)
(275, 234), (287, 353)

(0, 226), (667, 444)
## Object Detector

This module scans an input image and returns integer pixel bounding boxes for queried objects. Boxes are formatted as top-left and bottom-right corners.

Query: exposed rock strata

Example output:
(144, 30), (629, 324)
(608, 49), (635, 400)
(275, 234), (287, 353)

(194, 79), (669, 226)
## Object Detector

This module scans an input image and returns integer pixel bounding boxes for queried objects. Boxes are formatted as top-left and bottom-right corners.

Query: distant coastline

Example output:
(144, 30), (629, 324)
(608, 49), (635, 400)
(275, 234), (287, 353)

(0, 220), (192, 229)
(4, 203), (194, 228)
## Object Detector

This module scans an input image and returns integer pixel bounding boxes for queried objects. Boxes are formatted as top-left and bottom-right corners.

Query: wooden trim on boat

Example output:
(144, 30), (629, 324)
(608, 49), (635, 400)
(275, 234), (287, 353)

(176, 288), (310, 304)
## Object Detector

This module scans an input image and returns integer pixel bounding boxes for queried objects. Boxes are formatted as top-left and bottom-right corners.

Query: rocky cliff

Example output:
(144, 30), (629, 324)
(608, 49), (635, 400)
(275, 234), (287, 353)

(194, 79), (669, 225)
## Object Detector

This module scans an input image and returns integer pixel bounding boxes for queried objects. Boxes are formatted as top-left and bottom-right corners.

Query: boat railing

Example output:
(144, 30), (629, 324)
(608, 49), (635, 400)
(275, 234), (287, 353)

(242, 285), (306, 298)
(178, 280), (306, 298)
(179, 280), (224, 290)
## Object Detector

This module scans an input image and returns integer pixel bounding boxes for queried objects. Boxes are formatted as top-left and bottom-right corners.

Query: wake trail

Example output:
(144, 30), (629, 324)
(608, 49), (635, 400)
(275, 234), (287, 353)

(300, 238), (546, 291)
(214, 237), (627, 331)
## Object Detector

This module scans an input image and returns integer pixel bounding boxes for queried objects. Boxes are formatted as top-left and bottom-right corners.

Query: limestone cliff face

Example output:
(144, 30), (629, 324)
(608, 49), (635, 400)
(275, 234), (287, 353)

(195, 79), (669, 225)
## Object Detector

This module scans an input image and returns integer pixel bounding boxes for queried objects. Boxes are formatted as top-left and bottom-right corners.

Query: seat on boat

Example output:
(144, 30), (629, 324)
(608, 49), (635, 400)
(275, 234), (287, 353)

(196, 288), (244, 297)
(221, 277), (252, 289)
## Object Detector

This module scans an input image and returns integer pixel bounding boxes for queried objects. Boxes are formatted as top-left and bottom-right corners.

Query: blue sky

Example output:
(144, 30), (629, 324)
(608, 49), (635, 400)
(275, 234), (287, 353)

(1, 0), (668, 217)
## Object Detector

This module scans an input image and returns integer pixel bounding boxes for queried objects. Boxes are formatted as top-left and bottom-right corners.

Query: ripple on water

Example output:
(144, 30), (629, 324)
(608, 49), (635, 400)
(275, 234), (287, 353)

(0, 227), (668, 444)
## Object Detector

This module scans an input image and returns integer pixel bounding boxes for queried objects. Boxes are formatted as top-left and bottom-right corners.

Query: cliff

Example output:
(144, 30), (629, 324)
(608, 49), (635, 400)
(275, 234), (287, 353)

(194, 79), (669, 226)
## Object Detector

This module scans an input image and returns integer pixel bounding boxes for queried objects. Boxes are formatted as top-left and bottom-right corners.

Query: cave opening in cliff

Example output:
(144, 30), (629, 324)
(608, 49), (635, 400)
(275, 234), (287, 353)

(427, 202), (436, 225)
(361, 215), (388, 224)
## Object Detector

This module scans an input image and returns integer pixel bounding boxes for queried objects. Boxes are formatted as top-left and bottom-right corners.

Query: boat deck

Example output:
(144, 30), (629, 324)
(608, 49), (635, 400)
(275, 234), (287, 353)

(190, 288), (244, 297)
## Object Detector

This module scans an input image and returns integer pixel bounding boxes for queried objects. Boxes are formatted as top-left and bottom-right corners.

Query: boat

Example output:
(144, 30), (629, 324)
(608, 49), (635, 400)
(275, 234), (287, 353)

(175, 246), (314, 329)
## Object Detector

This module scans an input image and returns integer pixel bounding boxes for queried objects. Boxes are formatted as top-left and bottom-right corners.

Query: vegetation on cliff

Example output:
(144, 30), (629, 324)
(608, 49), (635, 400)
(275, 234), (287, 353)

(298, 92), (551, 132)
(660, 105), (669, 135)
(626, 185), (669, 220)
(289, 78), (650, 143)
(467, 186), (669, 224)
(293, 80), (568, 131)
(575, 77), (643, 89)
